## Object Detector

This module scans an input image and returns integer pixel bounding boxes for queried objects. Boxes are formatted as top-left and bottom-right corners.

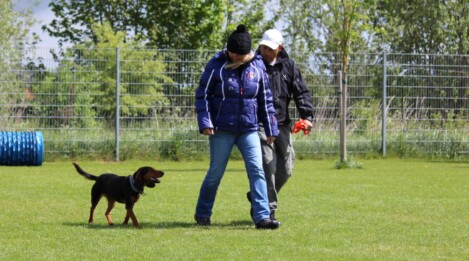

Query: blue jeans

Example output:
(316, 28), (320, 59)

(195, 131), (271, 223)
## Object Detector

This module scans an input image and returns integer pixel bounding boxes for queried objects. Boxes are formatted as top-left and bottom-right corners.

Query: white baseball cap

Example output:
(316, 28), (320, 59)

(259, 29), (284, 50)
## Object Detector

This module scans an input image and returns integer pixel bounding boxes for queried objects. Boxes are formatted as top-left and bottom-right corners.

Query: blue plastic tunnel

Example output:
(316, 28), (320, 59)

(0, 131), (44, 166)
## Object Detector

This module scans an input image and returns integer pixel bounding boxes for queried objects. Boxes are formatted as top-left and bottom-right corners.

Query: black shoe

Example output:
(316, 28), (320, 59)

(255, 218), (280, 229)
(194, 214), (211, 226)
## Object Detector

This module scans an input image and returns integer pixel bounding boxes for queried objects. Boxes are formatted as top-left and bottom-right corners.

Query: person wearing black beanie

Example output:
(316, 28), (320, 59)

(227, 24), (252, 55)
(224, 25), (254, 70)
(194, 24), (280, 229)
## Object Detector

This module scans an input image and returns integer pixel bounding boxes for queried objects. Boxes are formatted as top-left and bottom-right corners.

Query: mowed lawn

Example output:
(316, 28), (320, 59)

(0, 159), (467, 260)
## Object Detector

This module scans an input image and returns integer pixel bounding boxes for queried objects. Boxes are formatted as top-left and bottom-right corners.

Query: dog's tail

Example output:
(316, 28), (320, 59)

(73, 163), (98, 181)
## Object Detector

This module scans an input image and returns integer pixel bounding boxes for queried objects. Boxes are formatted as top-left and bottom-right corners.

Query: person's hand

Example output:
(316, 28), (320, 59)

(202, 128), (214, 135)
(267, 136), (276, 145)
(303, 119), (313, 132)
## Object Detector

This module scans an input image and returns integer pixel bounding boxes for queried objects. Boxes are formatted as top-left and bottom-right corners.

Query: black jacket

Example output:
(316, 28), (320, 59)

(258, 48), (314, 126)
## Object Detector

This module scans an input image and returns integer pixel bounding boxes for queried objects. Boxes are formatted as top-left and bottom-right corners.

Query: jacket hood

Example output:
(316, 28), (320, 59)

(213, 49), (229, 61)
(277, 48), (290, 59)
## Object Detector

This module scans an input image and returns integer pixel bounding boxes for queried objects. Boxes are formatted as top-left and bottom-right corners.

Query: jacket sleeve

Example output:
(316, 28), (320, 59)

(195, 59), (216, 133)
(257, 64), (279, 137)
(291, 61), (314, 122)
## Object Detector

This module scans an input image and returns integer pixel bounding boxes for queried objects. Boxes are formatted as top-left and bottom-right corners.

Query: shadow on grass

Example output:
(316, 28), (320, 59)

(425, 160), (469, 168)
(63, 220), (254, 230)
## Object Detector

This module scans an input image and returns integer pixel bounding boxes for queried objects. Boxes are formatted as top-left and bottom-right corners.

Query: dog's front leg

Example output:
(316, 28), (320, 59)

(124, 198), (140, 228)
(123, 213), (130, 225)
(124, 209), (140, 228)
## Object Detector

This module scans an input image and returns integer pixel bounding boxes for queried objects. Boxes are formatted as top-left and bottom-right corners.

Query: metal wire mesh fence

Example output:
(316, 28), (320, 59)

(1, 47), (468, 160)
(383, 53), (469, 158)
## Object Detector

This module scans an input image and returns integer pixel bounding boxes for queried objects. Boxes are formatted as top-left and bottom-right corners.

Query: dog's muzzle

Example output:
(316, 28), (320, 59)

(150, 177), (161, 183)
(146, 177), (161, 188)
(146, 171), (164, 188)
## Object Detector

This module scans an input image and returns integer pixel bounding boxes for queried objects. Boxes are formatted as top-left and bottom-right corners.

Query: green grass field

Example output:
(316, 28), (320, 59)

(0, 159), (467, 260)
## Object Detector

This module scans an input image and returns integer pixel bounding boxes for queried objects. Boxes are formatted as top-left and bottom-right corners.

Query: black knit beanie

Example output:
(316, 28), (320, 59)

(227, 24), (252, 55)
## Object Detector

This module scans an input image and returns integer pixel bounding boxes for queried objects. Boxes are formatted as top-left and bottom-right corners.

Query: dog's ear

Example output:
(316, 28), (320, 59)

(132, 169), (142, 179)
(135, 167), (151, 178)
(134, 167), (154, 188)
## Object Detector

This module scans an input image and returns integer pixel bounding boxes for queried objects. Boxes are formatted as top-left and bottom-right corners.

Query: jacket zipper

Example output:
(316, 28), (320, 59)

(238, 70), (244, 132)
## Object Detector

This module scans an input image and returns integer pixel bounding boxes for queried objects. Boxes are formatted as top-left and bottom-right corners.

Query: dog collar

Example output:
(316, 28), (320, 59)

(129, 175), (143, 194)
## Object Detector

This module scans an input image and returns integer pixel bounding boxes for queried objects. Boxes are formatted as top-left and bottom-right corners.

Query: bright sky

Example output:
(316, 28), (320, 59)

(14, 0), (60, 48)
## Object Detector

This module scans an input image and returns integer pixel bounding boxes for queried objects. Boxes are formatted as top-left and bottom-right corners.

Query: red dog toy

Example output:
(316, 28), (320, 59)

(292, 119), (310, 135)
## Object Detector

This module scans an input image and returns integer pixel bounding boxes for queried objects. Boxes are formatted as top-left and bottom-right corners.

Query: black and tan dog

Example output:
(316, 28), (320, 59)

(72, 163), (164, 228)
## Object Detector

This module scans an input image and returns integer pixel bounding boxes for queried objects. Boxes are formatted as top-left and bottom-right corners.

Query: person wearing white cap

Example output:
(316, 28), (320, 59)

(247, 29), (314, 222)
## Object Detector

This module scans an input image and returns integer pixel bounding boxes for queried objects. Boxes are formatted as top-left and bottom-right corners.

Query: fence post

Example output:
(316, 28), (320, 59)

(381, 52), (387, 157)
(339, 70), (347, 162)
(115, 47), (120, 161)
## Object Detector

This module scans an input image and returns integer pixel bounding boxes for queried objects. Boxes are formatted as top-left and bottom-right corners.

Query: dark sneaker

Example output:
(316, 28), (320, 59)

(194, 214), (211, 226)
(255, 218), (280, 229)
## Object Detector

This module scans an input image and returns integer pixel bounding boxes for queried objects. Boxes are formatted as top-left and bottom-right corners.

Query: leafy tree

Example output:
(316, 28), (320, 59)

(0, 0), (38, 125)
(371, 0), (469, 117)
(145, 0), (226, 49)
(276, 0), (378, 101)
(36, 22), (172, 127)
(76, 22), (172, 120)
(44, 0), (133, 46)
(1, 1), (37, 48)
(277, 0), (378, 101)
(374, 0), (446, 53)
(224, 0), (273, 42)
(43, 0), (270, 50)
(446, 0), (469, 55)
(277, 0), (374, 54)
(373, 0), (468, 54)
(35, 56), (100, 128)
